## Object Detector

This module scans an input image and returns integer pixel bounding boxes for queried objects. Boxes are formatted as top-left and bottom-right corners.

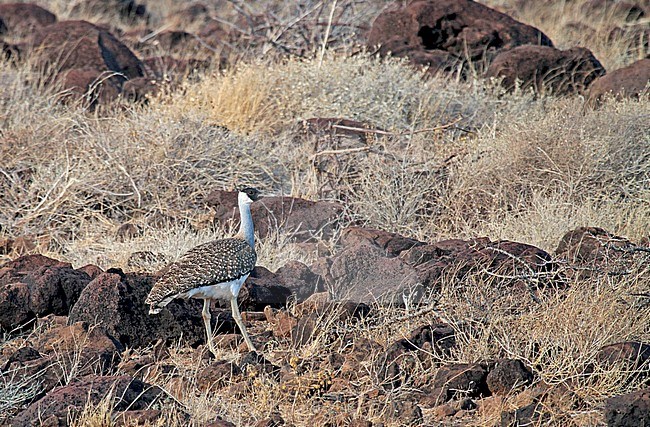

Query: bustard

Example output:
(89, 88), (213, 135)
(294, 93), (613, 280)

(145, 187), (261, 355)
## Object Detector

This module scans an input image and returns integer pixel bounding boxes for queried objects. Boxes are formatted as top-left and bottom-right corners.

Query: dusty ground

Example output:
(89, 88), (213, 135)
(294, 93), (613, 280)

(1, 0), (649, 426)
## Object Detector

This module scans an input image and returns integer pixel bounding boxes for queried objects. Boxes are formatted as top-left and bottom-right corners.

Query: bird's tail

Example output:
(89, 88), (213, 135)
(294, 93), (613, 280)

(148, 306), (163, 315)
(145, 292), (174, 315)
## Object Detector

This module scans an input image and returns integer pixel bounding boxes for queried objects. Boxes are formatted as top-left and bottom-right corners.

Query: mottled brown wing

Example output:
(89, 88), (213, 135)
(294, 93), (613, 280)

(146, 238), (256, 305)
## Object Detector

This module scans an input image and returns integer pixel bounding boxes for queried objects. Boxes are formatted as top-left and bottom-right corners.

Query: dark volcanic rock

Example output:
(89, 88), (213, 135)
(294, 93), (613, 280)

(206, 190), (343, 242)
(121, 76), (160, 102)
(587, 59), (650, 107)
(326, 241), (423, 305)
(36, 321), (123, 374)
(68, 270), (209, 348)
(431, 362), (490, 403)
(57, 67), (123, 106)
(376, 324), (456, 389)
(0, 255), (93, 331)
(596, 342), (650, 369)
(238, 266), (292, 311)
(340, 226), (424, 257)
(604, 388), (650, 427)
(554, 227), (643, 279)
(315, 234), (557, 305)
(401, 237), (559, 291)
(197, 360), (242, 391)
(486, 45), (605, 95)
(69, 264), (291, 349)
(274, 260), (325, 301)
(367, 0), (552, 73)
(12, 375), (161, 427)
(486, 359), (534, 395)
(0, 3), (56, 37)
(31, 20), (144, 81)
(1, 322), (124, 406)
(500, 402), (551, 427)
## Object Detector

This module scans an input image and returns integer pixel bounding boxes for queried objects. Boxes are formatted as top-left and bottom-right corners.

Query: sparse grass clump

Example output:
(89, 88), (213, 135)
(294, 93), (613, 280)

(1, 0), (650, 425)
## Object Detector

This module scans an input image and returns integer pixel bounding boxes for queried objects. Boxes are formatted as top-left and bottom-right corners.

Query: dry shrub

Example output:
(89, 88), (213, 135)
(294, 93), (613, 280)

(442, 95), (650, 248)
(173, 54), (524, 136)
(434, 268), (650, 397)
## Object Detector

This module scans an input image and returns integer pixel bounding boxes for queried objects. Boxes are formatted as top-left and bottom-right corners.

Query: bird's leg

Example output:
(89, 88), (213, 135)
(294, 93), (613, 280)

(230, 296), (257, 352)
(202, 299), (218, 357)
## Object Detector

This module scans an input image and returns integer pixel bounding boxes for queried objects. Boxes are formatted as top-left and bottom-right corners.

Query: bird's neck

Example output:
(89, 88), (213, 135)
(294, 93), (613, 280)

(238, 202), (255, 248)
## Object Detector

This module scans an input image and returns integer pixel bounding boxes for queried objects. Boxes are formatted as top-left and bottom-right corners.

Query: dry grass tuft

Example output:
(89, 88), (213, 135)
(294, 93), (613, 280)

(1, 1), (649, 424)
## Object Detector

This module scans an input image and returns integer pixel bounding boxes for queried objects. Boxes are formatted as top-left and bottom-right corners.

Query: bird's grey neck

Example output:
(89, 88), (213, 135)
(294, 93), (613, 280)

(238, 203), (255, 248)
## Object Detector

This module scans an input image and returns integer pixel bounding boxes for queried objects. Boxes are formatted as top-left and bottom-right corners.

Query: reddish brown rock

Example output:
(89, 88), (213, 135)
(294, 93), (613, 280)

(294, 292), (371, 320)
(57, 67), (123, 106)
(486, 45), (605, 95)
(1, 323), (123, 411)
(68, 270), (212, 348)
(114, 410), (162, 426)
(274, 261), (324, 301)
(36, 321), (123, 374)
(596, 342), (650, 369)
(367, 0), (552, 73)
(31, 20), (144, 81)
(431, 362), (490, 403)
(587, 59), (650, 106)
(340, 226), (424, 257)
(121, 76), (160, 102)
(12, 375), (160, 427)
(0, 3), (56, 37)
(376, 324), (455, 388)
(0, 255), (93, 331)
(206, 190), (343, 242)
(264, 307), (297, 338)
(326, 242), (423, 305)
(500, 401), (551, 426)
(289, 296), (371, 347)
(197, 360), (242, 391)
(384, 398), (423, 424)
(604, 388), (650, 427)
(556, 227), (633, 262)
(238, 266), (292, 311)
(400, 237), (559, 292)
(486, 359), (534, 395)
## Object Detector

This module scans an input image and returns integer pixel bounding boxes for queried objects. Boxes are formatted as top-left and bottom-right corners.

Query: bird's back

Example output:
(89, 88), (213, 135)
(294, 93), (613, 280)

(146, 237), (256, 308)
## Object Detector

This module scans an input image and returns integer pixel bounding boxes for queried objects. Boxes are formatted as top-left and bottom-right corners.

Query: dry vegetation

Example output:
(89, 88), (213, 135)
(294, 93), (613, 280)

(1, 0), (649, 426)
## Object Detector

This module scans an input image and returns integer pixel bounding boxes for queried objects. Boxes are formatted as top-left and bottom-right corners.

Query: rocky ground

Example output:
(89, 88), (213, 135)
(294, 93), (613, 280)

(1, 0), (649, 426)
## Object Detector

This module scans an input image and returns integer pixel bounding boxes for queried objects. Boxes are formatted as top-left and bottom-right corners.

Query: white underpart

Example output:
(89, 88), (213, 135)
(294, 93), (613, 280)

(185, 273), (250, 300)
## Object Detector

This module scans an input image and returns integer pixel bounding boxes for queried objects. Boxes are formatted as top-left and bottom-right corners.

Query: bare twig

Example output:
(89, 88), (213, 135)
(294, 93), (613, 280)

(318, 0), (338, 68)
(312, 146), (370, 158)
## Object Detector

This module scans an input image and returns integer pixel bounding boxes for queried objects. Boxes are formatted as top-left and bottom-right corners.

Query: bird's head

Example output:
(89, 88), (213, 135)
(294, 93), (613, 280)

(238, 187), (261, 205)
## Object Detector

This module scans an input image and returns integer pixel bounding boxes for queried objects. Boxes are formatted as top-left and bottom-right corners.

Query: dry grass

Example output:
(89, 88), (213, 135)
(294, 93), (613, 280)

(1, 0), (650, 425)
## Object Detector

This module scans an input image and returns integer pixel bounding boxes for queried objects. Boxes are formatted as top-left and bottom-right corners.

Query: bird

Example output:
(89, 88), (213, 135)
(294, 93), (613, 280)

(145, 187), (262, 355)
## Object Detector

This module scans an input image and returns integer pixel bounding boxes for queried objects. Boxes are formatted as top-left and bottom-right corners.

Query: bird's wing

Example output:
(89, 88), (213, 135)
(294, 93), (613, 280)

(145, 238), (256, 306)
